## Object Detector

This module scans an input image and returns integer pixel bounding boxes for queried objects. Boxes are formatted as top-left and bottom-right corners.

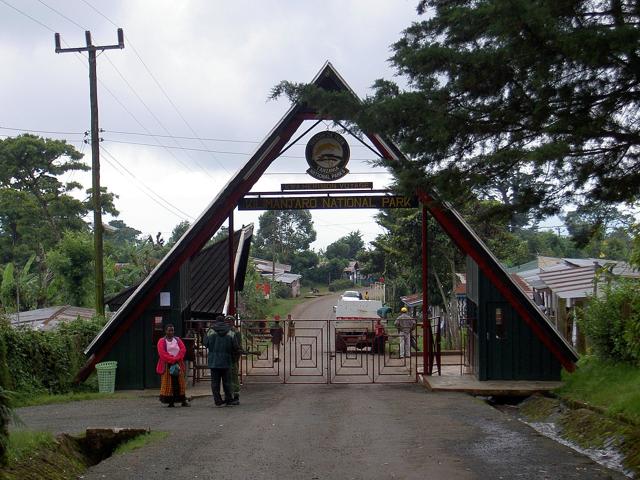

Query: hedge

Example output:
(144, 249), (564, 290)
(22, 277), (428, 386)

(580, 280), (640, 365)
(0, 316), (106, 394)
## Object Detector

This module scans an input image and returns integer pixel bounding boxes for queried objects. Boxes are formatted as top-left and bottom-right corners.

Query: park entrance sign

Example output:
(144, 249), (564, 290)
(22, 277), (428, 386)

(238, 193), (418, 210)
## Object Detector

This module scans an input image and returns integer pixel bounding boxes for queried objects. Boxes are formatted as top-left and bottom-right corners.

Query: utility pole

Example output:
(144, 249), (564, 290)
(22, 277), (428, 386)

(55, 30), (124, 316)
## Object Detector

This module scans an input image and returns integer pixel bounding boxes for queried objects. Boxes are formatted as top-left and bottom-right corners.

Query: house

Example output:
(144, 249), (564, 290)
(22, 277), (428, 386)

(9, 305), (97, 331)
(343, 261), (359, 283)
(515, 256), (640, 342)
(262, 272), (302, 297)
(251, 257), (302, 297)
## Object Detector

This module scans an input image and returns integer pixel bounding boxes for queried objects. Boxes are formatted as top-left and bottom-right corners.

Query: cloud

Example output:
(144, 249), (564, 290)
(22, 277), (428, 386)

(1, 0), (418, 248)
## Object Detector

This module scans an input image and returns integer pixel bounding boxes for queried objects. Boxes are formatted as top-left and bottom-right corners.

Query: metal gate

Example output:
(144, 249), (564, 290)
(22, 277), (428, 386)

(240, 319), (418, 384)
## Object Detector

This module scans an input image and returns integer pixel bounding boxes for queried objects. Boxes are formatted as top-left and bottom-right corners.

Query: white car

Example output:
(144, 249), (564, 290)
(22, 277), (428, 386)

(341, 290), (362, 301)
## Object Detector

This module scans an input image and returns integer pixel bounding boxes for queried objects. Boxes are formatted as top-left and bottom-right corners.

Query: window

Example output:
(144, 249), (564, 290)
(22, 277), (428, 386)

(159, 291), (171, 307)
(152, 315), (164, 344)
(495, 307), (506, 339)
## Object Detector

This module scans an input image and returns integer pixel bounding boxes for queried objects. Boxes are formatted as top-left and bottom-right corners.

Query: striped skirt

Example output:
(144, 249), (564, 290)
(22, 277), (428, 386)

(159, 367), (186, 404)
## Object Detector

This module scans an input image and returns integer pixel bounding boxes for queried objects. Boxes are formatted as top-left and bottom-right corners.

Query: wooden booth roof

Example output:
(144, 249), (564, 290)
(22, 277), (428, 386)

(104, 226), (253, 317)
(78, 61), (577, 381)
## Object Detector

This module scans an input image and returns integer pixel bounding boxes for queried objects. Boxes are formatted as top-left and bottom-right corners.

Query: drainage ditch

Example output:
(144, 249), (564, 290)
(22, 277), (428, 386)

(487, 395), (637, 478)
(2, 428), (149, 480)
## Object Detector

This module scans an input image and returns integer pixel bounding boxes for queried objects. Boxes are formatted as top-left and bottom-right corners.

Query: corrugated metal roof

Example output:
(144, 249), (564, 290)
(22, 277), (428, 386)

(10, 305), (96, 331)
(190, 228), (249, 316)
(252, 258), (291, 274)
(261, 272), (301, 284)
(538, 261), (639, 299)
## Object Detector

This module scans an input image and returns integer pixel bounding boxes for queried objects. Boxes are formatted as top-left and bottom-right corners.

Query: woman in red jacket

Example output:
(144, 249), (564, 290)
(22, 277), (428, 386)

(156, 324), (189, 407)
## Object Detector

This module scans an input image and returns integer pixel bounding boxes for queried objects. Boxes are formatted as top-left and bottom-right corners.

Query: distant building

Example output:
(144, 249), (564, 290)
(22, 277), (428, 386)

(8, 305), (97, 331)
(514, 256), (639, 344)
(251, 257), (302, 297)
(343, 261), (359, 283)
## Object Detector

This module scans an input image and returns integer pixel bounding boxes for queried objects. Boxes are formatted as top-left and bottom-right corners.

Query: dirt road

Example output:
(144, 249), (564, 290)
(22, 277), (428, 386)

(15, 383), (623, 479)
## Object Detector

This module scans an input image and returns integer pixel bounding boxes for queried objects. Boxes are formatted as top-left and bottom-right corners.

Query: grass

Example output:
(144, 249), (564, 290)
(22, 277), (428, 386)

(113, 431), (169, 455)
(556, 356), (640, 425)
(5, 430), (55, 466)
(12, 391), (129, 408)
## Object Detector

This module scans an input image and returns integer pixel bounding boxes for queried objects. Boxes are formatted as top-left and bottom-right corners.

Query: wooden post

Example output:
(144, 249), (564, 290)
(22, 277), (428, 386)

(228, 212), (235, 315)
(86, 32), (105, 316)
(55, 29), (124, 317)
(421, 205), (431, 376)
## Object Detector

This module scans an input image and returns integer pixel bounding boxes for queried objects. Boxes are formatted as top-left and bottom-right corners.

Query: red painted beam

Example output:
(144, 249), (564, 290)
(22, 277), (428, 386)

(418, 191), (576, 373)
(77, 115), (305, 381)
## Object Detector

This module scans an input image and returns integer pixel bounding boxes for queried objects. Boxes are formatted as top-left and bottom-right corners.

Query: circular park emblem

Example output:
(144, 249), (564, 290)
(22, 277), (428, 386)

(305, 131), (350, 181)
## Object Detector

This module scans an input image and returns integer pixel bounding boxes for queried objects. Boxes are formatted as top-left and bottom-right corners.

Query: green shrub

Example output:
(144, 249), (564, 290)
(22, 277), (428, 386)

(328, 279), (354, 292)
(272, 282), (290, 299)
(0, 387), (11, 465)
(0, 316), (106, 395)
(579, 280), (640, 365)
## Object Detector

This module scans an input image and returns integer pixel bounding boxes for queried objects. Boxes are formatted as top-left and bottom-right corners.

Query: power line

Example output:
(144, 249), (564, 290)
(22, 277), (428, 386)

(0, 124), (375, 149)
(104, 128), (375, 148)
(100, 145), (195, 221)
(106, 129), (262, 144)
(0, 0), (56, 32)
(0, 126), (85, 136)
(36, 0), (87, 30)
(102, 138), (383, 162)
(80, 0), (230, 174)
(103, 52), (222, 178)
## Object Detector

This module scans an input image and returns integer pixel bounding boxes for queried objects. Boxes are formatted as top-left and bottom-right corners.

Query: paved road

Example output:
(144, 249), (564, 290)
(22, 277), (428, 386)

(15, 383), (623, 479)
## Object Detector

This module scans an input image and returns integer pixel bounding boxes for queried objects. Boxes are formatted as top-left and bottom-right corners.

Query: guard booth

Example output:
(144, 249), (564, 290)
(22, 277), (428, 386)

(95, 226), (253, 390)
(466, 257), (564, 381)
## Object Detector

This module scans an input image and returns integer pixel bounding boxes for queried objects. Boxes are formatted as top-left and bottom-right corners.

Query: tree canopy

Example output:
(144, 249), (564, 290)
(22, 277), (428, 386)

(253, 210), (317, 264)
(273, 0), (639, 221)
(0, 135), (88, 264)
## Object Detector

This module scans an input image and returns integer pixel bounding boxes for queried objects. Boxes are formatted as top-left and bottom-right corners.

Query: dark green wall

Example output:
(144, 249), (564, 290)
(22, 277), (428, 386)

(106, 270), (187, 390)
(467, 258), (562, 381)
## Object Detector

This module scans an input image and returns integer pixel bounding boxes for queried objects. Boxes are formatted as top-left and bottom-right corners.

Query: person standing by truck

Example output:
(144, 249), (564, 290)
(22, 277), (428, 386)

(372, 318), (386, 354)
(395, 307), (415, 358)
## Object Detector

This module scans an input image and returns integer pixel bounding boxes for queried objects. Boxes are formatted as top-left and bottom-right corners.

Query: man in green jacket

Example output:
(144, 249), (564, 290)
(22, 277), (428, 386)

(203, 316), (239, 406)
(225, 315), (242, 403)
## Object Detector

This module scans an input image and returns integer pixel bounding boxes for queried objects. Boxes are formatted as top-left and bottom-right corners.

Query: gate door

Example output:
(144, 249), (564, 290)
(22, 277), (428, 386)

(240, 319), (417, 384)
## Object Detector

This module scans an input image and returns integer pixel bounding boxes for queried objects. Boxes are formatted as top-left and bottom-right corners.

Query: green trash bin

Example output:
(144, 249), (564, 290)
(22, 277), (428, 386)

(95, 361), (118, 393)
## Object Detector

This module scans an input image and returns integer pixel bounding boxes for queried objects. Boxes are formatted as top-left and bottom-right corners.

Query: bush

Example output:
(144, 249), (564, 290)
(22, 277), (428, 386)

(0, 316), (106, 395)
(0, 386), (11, 465)
(328, 279), (354, 292)
(579, 280), (640, 365)
(272, 282), (290, 299)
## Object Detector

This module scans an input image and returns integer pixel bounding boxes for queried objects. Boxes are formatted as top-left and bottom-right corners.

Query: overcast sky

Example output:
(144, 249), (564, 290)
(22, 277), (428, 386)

(0, 0), (421, 250)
